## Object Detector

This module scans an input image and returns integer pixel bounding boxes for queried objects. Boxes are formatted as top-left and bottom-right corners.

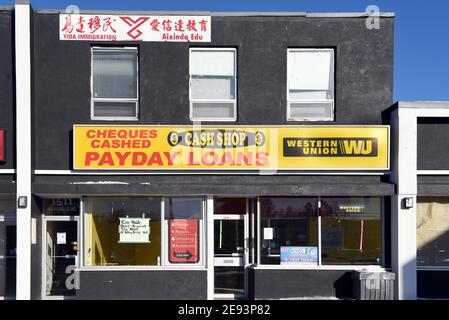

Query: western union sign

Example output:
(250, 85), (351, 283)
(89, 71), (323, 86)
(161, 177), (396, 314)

(73, 125), (389, 170)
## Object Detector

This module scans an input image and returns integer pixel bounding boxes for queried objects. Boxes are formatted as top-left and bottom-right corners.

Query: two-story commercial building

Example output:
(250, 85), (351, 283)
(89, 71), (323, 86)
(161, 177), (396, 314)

(26, 6), (395, 300)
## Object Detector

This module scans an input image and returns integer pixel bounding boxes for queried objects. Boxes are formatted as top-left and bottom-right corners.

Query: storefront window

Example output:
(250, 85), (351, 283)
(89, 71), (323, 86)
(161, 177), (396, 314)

(417, 197), (449, 266)
(164, 198), (204, 265)
(259, 197), (318, 265)
(320, 197), (382, 265)
(84, 197), (161, 266)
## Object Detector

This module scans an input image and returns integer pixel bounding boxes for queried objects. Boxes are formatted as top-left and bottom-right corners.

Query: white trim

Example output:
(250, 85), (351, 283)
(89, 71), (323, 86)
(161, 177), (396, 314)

(90, 46), (139, 121)
(206, 195), (214, 300)
(0, 169), (15, 174)
(35, 170), (390, 175)
(286, 48), (335, 122)
(417, 170), (449, 175)
(253, 265), (386, 271)
(417, 266), (449, 271)
(189, 47), (237, 122)
(77, 266), (207, 271)
(15, 2), (32, 301)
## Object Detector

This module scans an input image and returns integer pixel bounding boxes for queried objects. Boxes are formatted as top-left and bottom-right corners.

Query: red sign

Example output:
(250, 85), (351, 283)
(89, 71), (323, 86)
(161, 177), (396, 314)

(0, 130), (4, 161)
(169, 219), (199, 263)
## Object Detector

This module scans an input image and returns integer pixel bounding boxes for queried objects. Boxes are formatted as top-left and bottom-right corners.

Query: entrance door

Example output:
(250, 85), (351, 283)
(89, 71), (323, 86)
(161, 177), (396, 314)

(43, 217), (78, 299)
(0, 213), (16, 299)
(214, 214), (248, 299)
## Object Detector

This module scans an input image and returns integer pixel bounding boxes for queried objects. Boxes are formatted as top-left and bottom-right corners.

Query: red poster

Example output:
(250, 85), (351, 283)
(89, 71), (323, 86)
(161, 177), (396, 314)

(169, 219), (199, 263)
(0, 130), (4, 161)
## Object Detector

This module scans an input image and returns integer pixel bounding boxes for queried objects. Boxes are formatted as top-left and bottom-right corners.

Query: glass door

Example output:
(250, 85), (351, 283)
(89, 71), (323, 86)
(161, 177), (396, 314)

(0, 213), (16, 299)
(214, 214), (248, 299)
(43, 217), (78, 299)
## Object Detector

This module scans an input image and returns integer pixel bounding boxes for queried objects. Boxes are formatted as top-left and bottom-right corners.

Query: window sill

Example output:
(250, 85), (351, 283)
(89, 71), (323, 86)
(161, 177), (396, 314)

(252, 265), (386, 271)
(77, 266), (207, 271)
(189, 117), (237, 122)
(287, 118), (335, 122)
(90, 117), (140, 121)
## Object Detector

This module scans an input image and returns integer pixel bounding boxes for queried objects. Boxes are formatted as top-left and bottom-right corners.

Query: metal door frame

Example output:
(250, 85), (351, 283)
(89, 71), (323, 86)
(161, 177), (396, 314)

(41, 215), (79, 300)
(213, 202), (250, 300)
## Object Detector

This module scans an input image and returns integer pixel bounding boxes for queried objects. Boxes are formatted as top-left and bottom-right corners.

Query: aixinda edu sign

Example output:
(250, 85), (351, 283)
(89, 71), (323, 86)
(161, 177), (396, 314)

(59, 14), (211, 42)
(73, 125), (389, 171)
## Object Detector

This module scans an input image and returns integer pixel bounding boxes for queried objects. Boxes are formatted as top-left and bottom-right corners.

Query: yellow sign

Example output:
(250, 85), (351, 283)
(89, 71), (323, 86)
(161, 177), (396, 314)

(73, 125), (389, 170)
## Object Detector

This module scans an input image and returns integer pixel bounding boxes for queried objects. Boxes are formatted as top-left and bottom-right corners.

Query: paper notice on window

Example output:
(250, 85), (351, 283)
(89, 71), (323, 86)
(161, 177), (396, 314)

(119, 218), (151, 243)
(57, 232), (66, 245)
(263, 227), (273, 240)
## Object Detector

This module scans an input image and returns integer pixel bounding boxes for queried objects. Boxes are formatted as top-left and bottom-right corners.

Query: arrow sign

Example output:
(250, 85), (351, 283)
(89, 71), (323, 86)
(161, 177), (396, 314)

(174, 251), (193, 260)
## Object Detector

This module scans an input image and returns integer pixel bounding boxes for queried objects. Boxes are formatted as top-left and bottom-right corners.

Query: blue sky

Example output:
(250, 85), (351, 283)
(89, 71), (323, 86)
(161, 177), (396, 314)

(1, 0), (448, 102)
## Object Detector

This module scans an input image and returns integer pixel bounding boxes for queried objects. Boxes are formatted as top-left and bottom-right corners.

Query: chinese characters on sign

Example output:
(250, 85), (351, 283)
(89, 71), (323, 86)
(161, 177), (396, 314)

(169, 219), (199, 263)
(60, 14), (211, 42)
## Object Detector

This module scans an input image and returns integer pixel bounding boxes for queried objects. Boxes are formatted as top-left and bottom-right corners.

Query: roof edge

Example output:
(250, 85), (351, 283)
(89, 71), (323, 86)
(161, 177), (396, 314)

(32, 9), (395, 18)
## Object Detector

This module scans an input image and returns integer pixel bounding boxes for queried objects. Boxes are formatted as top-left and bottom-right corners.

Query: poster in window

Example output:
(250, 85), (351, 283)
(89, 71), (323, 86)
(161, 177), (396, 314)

(169, 219), (199, 263)
(280, 246), (318, 265)
(118, 218), (151, 243)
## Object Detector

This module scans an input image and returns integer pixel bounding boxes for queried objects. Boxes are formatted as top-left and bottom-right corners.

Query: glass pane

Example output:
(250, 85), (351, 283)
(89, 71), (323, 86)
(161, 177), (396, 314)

(92, 49), (138, 99)
(289, 90), (333, 101)
(165, 198), (203, 264)
(288, 49), (334, 91)
(320, 197), (382, 265)
(417, 197), (449, 266)
(84, 197), (161, 266)
(0, 220), (16, 298)
(289, 102), (333, 120)
(45, 221), (77, 296)
(190, 50), (235, 77)
(214, 219), (244, 255)
(191, 76), (235, 100)
(214, 267), (244, 295)
(43, 199), (80, 216)
(191, 102), (235, 119)
(259, 197), (318, 265)
(93, 101), (137, 118)
(214, 198), (247, 215)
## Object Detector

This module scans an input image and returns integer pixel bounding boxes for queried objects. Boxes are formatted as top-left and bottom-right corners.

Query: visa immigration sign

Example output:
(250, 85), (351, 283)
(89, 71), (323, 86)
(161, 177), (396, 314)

(73, 125), (390, 171)
(60, 14), (211, 42)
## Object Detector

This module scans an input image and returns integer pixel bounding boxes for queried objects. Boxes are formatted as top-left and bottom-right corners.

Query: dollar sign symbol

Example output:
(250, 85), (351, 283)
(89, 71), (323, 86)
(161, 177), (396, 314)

(169, 132), (179, 146)
(255, 132), (265, 146)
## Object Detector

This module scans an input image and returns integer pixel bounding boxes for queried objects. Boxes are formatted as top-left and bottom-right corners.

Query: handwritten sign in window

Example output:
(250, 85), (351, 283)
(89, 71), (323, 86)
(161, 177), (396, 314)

(118, 218), (151, 243)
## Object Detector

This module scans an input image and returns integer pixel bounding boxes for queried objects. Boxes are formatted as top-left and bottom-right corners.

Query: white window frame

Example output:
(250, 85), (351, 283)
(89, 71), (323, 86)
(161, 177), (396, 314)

(286, 48), (335, 122)
(90, 46), (139, 121)
(189, 47), (237, 122)
(80, 196), (206, 270)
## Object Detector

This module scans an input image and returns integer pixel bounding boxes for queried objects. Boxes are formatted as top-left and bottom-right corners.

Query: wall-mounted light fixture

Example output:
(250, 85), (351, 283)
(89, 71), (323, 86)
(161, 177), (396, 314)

(18, 196), (28, 209)
(402, 197), (414, 209)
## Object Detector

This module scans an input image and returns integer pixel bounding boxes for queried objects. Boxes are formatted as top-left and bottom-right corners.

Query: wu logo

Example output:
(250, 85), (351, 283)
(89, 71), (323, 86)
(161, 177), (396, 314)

(120, 16), (149, 39)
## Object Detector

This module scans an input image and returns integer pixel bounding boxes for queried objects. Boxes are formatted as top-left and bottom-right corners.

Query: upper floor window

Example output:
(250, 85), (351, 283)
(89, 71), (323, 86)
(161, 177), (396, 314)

(189, 48), (237, 122)
(287, 48), (335, 121)
(91, 47), (139, 120)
